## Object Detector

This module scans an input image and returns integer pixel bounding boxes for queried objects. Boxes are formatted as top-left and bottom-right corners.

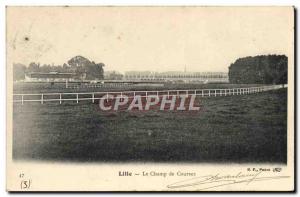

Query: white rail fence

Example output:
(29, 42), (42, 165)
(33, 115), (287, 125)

(67, 83), (133, 89)
(13, 84), (287, 105)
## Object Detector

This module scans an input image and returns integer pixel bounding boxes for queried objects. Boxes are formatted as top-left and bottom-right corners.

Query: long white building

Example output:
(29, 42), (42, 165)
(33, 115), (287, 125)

(124, 71), (228, 83)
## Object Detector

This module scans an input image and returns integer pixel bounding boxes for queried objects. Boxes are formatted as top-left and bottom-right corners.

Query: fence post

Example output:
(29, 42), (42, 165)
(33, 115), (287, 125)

(60, 94), (62, 104)
(202, 90), (204, 97)
(76, 93), (78, 103)
(41, 94), (43, 104)
(21, 95), (24, 105)
(92, 93), (95, 103)
(215, 90), (217, 97)
(225, 89), (227, 96)
(208, 90), (211, 97)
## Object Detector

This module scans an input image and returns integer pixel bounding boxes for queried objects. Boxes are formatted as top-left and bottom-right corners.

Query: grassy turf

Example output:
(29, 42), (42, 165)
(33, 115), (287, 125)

(13, 89), (287, 163)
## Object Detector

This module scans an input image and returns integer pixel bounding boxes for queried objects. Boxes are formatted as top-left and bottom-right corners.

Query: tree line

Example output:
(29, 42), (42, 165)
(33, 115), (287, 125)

(13, 56), (105, 81)
(228, 55), (287, 84)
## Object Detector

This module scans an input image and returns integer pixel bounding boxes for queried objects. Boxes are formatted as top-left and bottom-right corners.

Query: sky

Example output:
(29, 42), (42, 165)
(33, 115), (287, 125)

(7, 6), (293, 73)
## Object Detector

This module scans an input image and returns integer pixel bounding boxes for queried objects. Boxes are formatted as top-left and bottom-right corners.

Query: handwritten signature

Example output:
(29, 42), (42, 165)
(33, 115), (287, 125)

(167, 171), (290, 190)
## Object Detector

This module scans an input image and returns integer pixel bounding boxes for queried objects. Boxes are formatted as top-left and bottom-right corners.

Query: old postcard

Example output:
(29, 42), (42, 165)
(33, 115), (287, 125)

(6, 6), (294, 191)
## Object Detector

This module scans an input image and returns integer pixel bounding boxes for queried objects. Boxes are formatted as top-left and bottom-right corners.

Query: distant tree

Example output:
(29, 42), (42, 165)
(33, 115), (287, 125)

(40, 64), (52, 73)
(13, 63), (26, 81)
(228, 55), (287, 84)
(27, 62), (40, 73)
(68, 56), (91, 68)
(18, 56), (105, 80)
(105, 71), (123, 80)
(62, 63), (70, 72)
(67, 56), (105, 80)
(85, 62), (105, 80)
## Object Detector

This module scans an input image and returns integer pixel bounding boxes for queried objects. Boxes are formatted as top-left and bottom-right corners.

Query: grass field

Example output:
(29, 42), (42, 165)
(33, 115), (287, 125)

(13, 87), (287, 163)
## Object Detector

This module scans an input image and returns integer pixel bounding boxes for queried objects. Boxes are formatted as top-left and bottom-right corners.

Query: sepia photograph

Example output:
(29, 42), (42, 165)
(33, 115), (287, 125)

(6, 6), (294, 191)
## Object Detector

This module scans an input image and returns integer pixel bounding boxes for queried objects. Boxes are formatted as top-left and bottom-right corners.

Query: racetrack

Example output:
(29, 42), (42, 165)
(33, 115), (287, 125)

(13, 88), (287, 163)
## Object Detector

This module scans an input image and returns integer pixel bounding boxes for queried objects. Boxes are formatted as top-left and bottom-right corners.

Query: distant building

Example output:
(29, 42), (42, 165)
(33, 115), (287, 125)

(24, 72), (83, 82)
(124, 71), (229, 83)
(104, 71), (124, 80)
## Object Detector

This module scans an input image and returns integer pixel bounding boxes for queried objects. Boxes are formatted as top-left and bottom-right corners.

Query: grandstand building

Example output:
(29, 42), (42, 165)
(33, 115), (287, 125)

(24, 72), (84, 82)
(124, 71), (229, 83)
